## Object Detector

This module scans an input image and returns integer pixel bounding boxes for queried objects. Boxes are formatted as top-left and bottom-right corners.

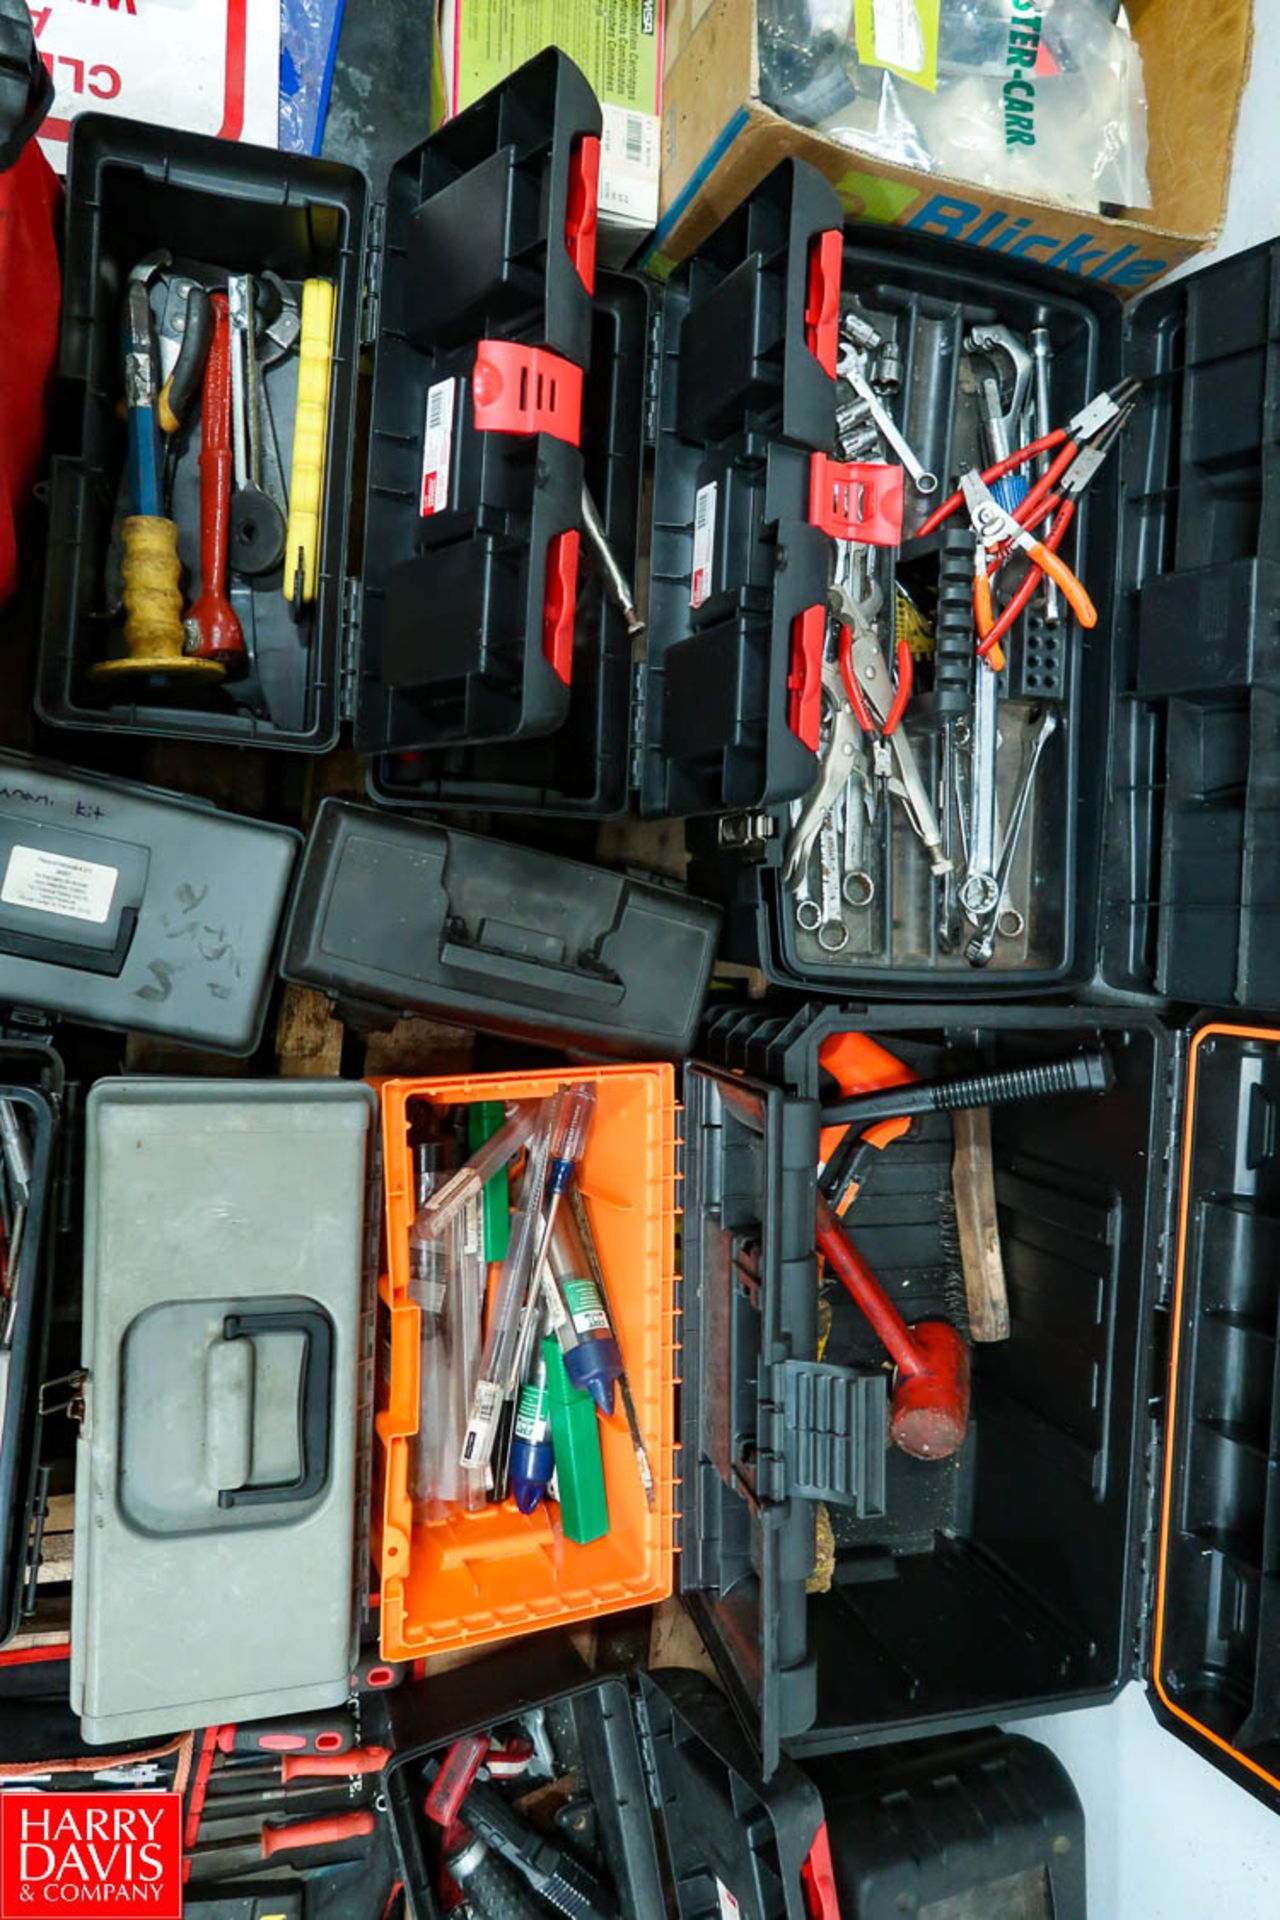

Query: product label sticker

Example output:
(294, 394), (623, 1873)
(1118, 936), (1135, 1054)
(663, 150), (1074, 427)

(600, 102), (660, 222)
(690, 480), (717, 609)
(854, 0), (940, 91)
(1, 844), (118, 924)
(460, 1379), (502, 1468)
(564, 1276), (610, 1334)
(420, 376), (457, 517)
(715, 1879), (743, 1920)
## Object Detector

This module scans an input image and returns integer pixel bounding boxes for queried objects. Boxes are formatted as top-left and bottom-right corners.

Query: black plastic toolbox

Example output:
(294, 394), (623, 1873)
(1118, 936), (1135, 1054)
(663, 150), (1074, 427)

(686, 233), (1280, 1005)
(0, 1036), (61, 1649)
(279, 797), (720, 1059)
(382, 1638), (1085, 1920)
(674, 996), (1280, 1824)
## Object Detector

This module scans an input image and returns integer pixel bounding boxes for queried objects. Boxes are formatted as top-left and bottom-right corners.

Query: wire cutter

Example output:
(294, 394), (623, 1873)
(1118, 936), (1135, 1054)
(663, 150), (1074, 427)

(970, 403), (1133, 659)
(916, 376), (1141, 541)
(960, 469), (1097, 660)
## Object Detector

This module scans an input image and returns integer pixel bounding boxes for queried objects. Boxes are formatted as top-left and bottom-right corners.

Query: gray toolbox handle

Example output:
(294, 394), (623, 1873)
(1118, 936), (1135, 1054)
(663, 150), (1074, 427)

(217, 1308), (334, 1510)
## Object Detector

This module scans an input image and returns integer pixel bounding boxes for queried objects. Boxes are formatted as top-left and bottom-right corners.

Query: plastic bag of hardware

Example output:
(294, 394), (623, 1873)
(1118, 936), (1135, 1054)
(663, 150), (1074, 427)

(759, 0), (1151, 214)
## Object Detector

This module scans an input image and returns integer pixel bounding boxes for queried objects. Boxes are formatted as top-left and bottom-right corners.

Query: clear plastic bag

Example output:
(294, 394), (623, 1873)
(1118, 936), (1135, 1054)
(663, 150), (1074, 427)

(759, 0), (1150, 213)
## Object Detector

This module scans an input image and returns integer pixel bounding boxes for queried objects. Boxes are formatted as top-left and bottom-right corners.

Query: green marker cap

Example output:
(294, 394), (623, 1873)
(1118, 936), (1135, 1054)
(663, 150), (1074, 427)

(542, 1335), (608, 1545)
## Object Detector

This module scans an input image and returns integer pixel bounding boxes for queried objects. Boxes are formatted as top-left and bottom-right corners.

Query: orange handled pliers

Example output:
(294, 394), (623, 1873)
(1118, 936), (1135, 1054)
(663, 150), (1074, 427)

(960, 468), (1096, 658)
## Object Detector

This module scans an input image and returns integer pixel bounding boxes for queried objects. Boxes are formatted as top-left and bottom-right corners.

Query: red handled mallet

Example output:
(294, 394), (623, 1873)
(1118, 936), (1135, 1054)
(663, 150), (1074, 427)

(816, 1193), (970, 1461)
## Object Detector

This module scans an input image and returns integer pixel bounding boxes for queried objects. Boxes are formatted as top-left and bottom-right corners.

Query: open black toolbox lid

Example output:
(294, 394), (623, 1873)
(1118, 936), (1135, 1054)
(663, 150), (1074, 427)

(366, 146), (849, 820)
(688, 230), (1280, 1004)
(0, 1035), (62, 1651)
(382, 1634), (830, 1920)
(36, 52), (603, 760)
(676, 998), (1280, 1819)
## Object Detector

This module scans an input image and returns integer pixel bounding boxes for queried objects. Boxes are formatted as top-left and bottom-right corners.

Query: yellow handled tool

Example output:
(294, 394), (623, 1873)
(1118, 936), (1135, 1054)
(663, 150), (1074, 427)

(283, 277), (336, 611)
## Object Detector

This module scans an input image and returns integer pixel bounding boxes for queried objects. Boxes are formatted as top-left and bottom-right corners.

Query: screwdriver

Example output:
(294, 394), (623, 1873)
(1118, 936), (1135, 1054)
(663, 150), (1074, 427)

(214, 1713), (356, 1760)
(214, 1745), (387, 1784)
(189, 1810), (375, 1879)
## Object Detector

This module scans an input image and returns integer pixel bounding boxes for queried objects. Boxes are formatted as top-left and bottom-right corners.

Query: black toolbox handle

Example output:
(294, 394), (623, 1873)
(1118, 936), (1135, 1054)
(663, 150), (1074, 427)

(439, 939), (624, 1005)
(217, 1308), (334, 1511)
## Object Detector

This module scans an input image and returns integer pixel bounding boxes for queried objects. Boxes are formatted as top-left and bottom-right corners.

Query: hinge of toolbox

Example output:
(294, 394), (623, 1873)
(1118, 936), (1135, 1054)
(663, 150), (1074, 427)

(758, 1359), (888, 1511)
(39, 1369), (88, 1432)
(629, 658), (648, 792)
(643, 303), (664, 447)
(340, 577), (363, 721)
(362, 201), (386, 348)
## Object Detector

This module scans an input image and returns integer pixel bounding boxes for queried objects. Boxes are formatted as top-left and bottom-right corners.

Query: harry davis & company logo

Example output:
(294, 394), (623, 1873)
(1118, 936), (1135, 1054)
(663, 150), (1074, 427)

(0, 1794), (182, 1918)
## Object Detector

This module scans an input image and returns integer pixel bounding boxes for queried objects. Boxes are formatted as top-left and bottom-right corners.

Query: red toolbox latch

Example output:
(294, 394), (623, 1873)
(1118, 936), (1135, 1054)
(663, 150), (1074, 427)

(809, 453), (903, 546)
(787, 602), (826, 752)
(801, 1820), (842, 1920)
(543, 528), (580, 684)
(472, 341), (584, 446)
(566, 134), (600, 296)
(805, 229), (843, 378)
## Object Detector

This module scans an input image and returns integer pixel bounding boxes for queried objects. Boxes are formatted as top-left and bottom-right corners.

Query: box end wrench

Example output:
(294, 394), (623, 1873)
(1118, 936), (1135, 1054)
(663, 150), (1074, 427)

(966, 705), (1059, 968)
(838, 345), (937, 496)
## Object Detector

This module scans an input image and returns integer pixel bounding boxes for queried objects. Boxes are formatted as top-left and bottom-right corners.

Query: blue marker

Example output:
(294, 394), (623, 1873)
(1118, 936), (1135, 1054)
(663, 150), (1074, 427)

(510, 1340), (555, 1514)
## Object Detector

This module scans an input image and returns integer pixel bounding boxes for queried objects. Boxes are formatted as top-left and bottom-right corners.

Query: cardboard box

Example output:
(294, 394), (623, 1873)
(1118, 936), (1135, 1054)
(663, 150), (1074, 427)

(649, 0), (1253, 292)
(435, 0), (664, 264)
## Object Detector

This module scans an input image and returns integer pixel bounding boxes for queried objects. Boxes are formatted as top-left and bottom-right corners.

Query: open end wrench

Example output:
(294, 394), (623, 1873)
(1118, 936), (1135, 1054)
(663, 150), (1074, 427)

(817, 806), (849, 952)
(227, 274), (287, 576)
(966, 706), (1059, 967)
(958, 660), (1001, 922)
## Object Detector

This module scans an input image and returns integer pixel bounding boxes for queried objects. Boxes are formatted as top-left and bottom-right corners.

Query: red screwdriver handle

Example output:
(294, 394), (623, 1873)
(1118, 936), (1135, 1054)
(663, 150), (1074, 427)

(216, 1712), (355, 1757)
(281, 1745), (390, 1782)
(184, 291), (244, 664)
(260, 1810), (375, 1860)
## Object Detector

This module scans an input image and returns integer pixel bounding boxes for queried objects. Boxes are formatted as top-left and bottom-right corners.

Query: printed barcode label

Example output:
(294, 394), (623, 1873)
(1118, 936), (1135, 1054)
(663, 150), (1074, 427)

(461, 1194), (482, 1259)
(625, 114), (644, 162)
(690, 482), (717, 609)
(1, 844), (118, 924)
(716, 1880), (742, 1919)
(460, 1379), (503, 1469)
(419, 376), (456, 517)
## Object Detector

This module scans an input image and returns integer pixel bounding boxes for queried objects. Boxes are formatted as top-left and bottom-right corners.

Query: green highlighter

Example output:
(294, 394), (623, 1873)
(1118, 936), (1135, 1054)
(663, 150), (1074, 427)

(543, 1336), (608, 1544)
(468, 1099), (510, 1262)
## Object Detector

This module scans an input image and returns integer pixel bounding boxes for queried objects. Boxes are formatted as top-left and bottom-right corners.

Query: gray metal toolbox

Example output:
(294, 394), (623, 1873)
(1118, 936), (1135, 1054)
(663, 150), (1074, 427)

(0, 752), (298, 1054)
(70, 1078), (376, 1743)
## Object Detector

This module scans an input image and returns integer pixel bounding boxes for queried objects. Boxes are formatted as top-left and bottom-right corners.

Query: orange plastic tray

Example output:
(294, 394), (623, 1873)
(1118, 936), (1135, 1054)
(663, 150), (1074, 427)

(375, 1063), (679, 1662)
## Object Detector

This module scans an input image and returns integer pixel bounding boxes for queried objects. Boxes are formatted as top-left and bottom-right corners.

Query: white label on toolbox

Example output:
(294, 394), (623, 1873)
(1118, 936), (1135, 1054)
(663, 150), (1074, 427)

(420, 376), (457, 517)
(715, 1880), (743, 1920)
(690, 481), (718, 609)
(1, 845), (118, 924)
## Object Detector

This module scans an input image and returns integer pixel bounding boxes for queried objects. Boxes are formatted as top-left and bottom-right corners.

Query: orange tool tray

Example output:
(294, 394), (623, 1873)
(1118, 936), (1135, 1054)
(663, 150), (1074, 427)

(375, 1063), (679, 1662)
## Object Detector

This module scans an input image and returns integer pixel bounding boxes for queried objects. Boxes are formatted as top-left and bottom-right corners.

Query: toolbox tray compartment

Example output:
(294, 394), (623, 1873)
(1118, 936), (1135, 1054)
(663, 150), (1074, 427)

(367, 271), (646, 817)
(688, 229), (1116, 995)
(375, 1062), (678, 1664)
(37, 114), (367, 752)
(280, 798), (719, 1059)
(0, 1041), (61, 1648)
(684, 999), (1165, 1774)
